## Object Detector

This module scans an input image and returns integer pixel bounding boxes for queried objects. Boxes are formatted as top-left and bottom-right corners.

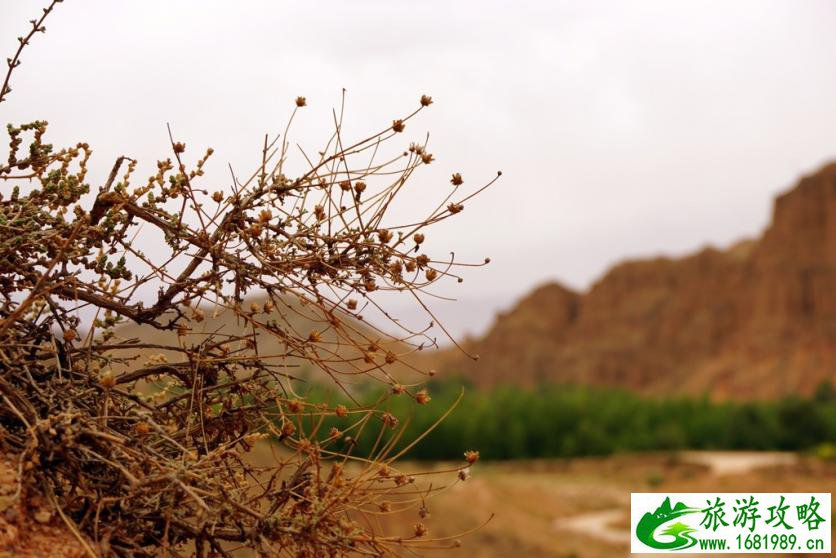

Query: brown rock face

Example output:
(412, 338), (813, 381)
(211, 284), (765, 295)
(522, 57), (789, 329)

(439, 163), (836, 398)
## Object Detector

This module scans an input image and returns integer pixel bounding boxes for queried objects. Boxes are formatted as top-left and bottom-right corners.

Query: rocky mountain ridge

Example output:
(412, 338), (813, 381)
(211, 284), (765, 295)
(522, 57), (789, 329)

(433, 163), (836, 398)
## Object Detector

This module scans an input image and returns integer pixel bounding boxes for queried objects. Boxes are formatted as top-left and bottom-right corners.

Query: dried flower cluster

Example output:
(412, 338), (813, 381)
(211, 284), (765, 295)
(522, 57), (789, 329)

(0, 3), (498, 556)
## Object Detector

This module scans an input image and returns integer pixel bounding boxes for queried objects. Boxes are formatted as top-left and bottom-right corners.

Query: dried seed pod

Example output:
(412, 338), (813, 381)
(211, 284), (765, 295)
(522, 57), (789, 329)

(100, 371), (116, 390)
(281, 421), (296, 437)
(415, 389), (431, 405)
(381, 412), (399, 429)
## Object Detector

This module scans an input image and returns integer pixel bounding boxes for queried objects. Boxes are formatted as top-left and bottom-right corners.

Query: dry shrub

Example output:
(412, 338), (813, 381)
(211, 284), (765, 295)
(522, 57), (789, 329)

(0, 3), (496, 556)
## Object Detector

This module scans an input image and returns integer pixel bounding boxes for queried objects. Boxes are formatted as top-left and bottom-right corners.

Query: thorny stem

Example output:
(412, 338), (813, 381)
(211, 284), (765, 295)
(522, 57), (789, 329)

(0, 5), (496, 556)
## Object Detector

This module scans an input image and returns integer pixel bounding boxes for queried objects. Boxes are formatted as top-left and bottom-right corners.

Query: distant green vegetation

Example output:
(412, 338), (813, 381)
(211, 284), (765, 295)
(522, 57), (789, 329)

(299, 380), (836, 461)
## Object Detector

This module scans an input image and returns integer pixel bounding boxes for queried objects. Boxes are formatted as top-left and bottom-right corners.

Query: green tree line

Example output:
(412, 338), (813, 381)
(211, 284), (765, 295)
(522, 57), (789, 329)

(298, 380), (836, 461)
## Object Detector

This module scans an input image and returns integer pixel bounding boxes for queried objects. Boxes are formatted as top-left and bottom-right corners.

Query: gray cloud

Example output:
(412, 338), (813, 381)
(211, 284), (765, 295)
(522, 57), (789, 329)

(3, 0), (836, 337)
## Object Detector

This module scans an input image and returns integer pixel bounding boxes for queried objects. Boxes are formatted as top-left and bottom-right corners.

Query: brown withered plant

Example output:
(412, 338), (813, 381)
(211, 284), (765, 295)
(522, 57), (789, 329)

(0, 2), (497, 557)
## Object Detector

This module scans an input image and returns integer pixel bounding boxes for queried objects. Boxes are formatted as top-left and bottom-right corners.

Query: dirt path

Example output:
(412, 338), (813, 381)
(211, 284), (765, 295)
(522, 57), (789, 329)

(680, 451), (797, 476)
(553, 451), (799, 556)
(554, 509), (629, 545)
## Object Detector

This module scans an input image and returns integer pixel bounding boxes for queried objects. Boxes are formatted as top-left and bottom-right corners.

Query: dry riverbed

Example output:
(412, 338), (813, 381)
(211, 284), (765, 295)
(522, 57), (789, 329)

(379, 452), (835, 558)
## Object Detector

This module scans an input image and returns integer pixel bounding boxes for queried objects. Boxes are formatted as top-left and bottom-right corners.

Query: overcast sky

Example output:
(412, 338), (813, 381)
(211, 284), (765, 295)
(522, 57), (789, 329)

(3, 1), (836, 338)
